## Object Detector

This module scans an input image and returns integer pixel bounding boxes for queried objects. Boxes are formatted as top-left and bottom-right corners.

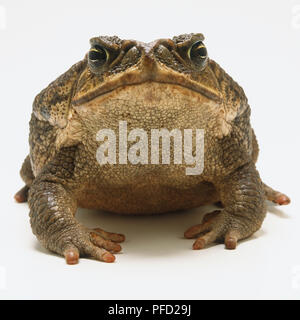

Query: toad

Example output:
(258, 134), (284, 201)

(15, 34), (290, 264)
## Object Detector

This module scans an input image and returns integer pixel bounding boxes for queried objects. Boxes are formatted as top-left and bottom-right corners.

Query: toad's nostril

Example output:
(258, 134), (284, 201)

(155, 44), (174, 61)
(121, 46), (141, 66)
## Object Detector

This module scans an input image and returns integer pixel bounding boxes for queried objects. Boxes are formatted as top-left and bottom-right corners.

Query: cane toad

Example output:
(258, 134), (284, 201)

(15, 34), (290, 264)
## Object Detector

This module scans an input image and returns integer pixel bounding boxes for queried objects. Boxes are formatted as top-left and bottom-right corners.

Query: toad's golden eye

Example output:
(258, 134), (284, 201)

(188, 41), (208, 67)
(88, 45), (108, 67)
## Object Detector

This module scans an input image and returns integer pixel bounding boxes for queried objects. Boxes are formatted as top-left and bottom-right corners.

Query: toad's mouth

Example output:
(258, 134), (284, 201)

(72, 60), (223, 106)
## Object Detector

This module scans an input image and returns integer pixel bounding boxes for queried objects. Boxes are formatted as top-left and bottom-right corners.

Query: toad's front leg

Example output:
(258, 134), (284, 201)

(185, 162), (266, 249)
(28, 148), (125, 264)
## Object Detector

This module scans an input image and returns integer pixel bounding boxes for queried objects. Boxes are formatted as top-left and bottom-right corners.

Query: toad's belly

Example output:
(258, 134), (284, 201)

(72, 82), (222, 213)
(77, 179), (219, 214)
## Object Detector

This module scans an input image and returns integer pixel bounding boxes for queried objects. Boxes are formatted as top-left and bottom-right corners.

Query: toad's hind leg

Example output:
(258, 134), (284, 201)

(15, 155), (34, 203)
(252, 130), (290, 206)
(263, 182), (290, 206)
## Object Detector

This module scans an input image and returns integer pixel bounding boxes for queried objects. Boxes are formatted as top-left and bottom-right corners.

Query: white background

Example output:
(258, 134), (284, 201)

(0, 0), (299, 300)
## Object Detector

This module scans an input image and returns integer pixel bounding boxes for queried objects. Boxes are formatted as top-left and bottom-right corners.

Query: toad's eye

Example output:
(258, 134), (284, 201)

(88, 45), (108, 67)
(188, 41), (208, 67)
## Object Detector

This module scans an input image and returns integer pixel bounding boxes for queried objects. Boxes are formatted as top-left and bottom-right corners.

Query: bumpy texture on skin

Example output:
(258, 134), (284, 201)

(16, 33), (290, 264)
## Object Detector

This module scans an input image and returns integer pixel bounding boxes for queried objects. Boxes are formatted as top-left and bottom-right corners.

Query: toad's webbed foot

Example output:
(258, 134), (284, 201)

(63, 227), (125, 265)
(263, 183), (290, 206)
(15, 156), (34, 203)
(185, 163), (267, 250)
(185, 210), (245, 250)
(29, 147), (125, 264)
(29, 179), (126, 264)
(30, 179), (126, 265)
(14, 185), (29, 203)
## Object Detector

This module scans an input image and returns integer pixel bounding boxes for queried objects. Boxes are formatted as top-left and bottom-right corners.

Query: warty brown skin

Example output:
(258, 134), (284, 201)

(15, 33), (290, 264)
